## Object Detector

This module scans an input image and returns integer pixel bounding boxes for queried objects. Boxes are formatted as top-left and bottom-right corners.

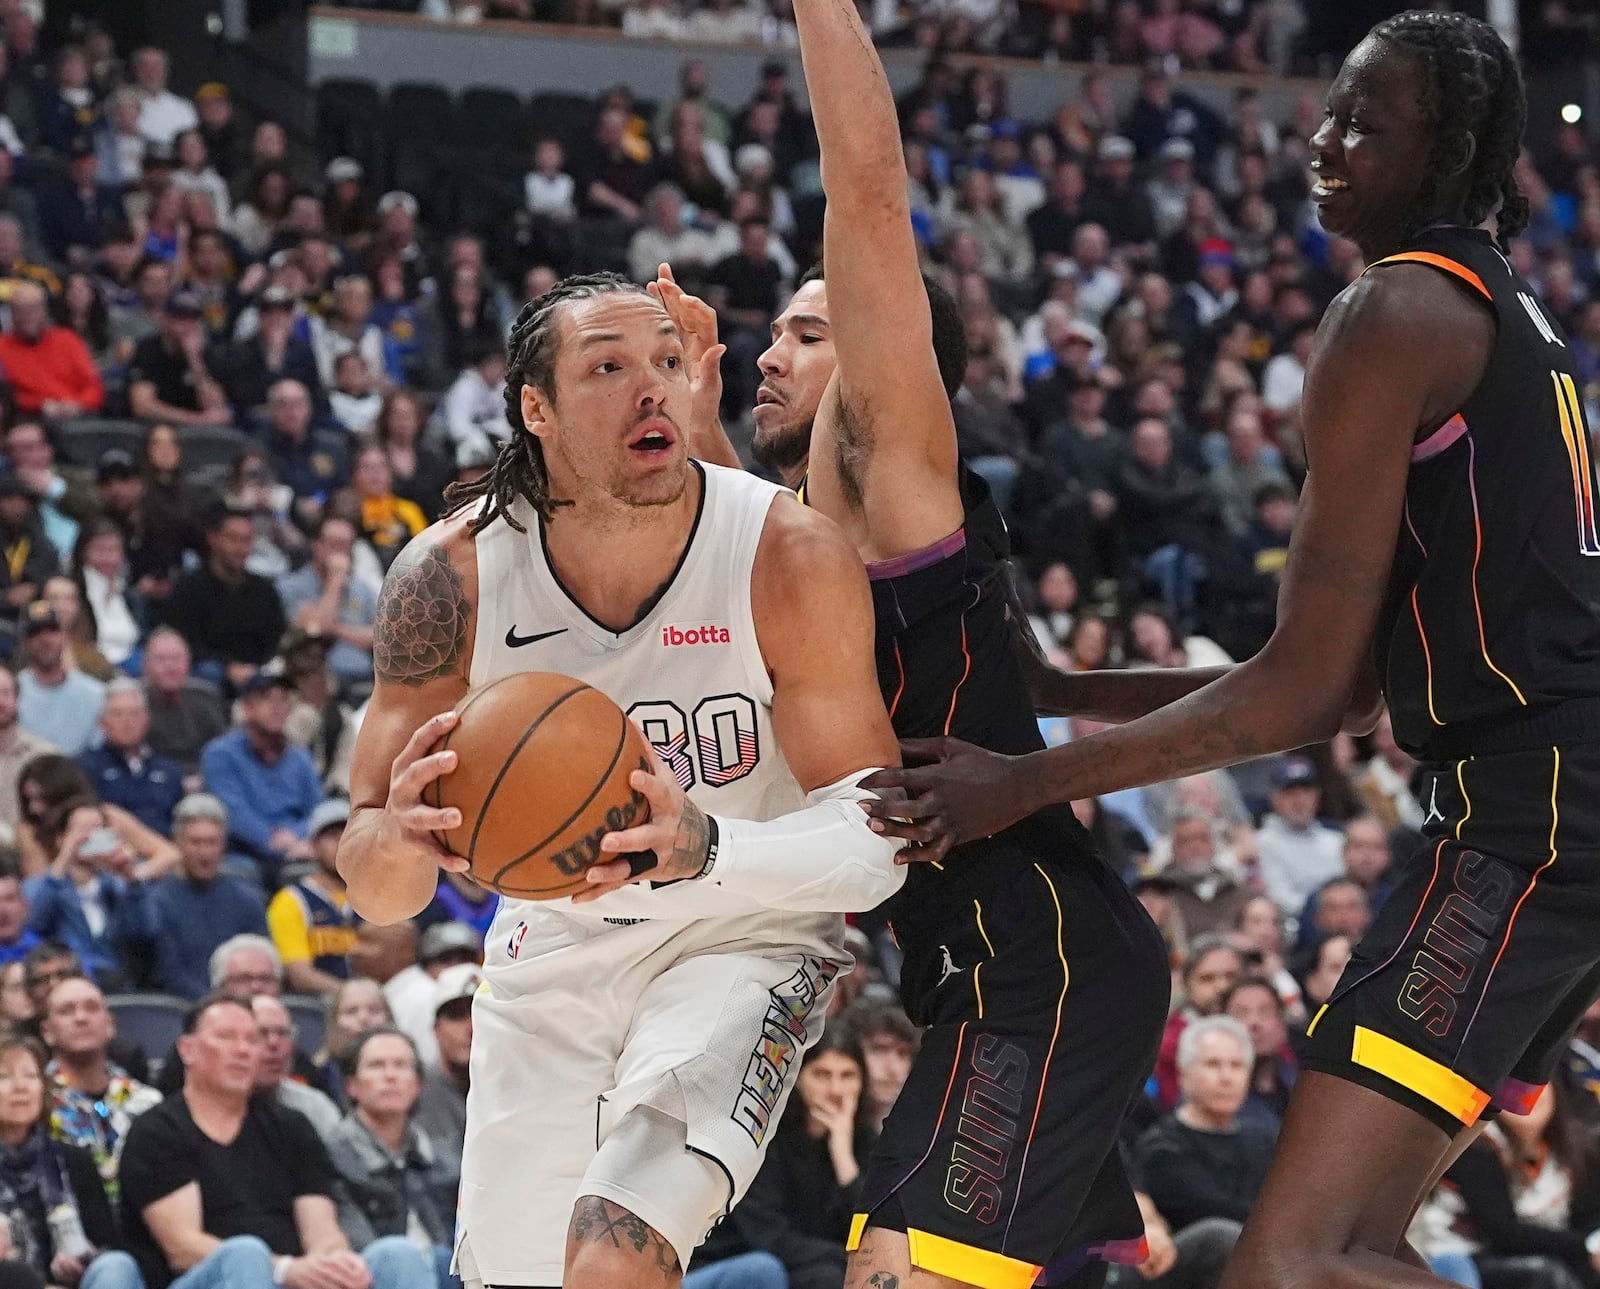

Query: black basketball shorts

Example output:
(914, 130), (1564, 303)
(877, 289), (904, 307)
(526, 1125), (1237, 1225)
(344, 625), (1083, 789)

(849, 827), (1170, 1288)
(1304, 742), (1600, 1135)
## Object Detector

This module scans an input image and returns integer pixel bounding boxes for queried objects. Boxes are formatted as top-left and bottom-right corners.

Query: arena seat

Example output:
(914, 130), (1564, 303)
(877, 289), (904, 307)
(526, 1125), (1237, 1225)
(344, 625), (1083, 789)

(54, 418), (145, 470)
(316, 78), (386, 182)
(528, 91), (596, 156)
(175, 424), (250, 475)
(283, 995), (328, 1058)
(106, 993), (189, 1075)
(385, 82), (458, 204)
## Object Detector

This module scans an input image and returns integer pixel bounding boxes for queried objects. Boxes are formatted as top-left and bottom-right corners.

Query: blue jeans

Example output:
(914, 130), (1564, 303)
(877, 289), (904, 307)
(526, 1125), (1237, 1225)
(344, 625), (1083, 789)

(81, 1251), (145, 1289)
(167, 1234), (436, 1289)
(1429, 1252), (1483, 1289)
(432, 1243), (462, 1289)
(685, 1251), (788, 1289)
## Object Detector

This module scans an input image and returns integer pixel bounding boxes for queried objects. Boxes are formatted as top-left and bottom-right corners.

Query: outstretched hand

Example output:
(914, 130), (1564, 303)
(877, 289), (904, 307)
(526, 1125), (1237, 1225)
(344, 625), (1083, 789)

(861, 738), (1032, 862)
(650, 263), (727, 452)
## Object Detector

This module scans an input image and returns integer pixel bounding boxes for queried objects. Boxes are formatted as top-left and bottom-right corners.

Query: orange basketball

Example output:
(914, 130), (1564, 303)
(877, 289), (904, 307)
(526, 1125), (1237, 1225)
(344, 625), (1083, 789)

(428, 671), (653, 899)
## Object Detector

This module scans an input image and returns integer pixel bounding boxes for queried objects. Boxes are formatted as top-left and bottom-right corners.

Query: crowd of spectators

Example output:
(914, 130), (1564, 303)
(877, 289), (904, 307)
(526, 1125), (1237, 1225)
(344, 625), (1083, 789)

(327, 0), (1600, 78)
(0, 0), (1583, 1287)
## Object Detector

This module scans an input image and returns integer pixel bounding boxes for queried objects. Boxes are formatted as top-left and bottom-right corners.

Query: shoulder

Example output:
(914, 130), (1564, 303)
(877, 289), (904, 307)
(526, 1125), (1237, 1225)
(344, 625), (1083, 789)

(754, 492), (863, 589)
(1318, 267), (1493, 373)
(125, 1095), (188, 1146)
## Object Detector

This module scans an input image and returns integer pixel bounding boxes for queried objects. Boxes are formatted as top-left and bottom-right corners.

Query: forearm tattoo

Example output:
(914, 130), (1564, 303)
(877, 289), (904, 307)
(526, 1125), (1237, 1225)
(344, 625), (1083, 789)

(569, 1196), (679, 1279)
(372, 544), (469, 686)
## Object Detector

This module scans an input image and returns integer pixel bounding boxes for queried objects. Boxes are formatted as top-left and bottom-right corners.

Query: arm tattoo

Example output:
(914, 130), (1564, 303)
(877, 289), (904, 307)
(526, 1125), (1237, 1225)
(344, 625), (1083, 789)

(372, 544), (469, 686)
(664, 798), (712, 881)
(569, 1196), (679, 1279)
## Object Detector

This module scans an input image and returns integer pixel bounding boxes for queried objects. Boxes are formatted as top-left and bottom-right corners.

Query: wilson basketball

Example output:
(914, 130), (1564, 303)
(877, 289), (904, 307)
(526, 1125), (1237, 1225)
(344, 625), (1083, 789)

(429, 671), (653, 900)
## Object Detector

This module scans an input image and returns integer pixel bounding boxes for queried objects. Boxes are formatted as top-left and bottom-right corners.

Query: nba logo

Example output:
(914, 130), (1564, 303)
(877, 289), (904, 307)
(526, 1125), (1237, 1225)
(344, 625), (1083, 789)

(507, 921), (528, 960)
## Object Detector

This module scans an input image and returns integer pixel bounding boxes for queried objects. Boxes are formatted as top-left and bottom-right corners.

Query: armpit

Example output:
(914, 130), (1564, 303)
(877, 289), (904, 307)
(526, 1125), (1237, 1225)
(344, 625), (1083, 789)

(832, 395), (875, 511)
(372, 544), (469, 686)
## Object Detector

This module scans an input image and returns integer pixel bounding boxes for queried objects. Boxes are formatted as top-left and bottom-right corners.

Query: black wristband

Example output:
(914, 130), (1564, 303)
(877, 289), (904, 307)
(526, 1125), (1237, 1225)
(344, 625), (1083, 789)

(696, 814), (720, 880)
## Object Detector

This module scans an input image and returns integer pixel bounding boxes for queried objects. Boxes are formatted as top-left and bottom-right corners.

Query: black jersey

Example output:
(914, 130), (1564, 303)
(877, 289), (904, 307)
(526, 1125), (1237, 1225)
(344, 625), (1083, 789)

(833, 466), (1102, 948)
(1372, 227), (1600, 763)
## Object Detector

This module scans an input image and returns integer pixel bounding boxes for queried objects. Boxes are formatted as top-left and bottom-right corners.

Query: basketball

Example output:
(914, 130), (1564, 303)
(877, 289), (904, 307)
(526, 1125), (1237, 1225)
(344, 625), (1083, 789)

(428, 671), (653, 900)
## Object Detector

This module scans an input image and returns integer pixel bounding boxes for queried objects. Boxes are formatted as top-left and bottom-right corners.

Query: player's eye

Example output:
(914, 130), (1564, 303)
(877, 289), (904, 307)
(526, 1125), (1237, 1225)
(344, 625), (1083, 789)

(663, 355), (681, 369)
(800, 335), (823, 345)
(595, 361), (620, 374)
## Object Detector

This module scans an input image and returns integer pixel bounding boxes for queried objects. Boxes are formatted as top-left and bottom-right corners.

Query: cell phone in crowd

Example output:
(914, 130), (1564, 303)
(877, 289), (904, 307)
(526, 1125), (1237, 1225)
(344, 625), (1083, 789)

(78, 828), (121, 860)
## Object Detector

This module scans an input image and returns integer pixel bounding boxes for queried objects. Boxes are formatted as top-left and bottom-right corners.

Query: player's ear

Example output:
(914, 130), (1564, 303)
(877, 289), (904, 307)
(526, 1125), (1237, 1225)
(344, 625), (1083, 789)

(521, 383), (553, 441)
(1437, 126), (1477, 181)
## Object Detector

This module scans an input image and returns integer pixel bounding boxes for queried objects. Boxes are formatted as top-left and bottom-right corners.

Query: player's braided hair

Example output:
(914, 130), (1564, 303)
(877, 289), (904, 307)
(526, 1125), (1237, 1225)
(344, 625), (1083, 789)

(443, 272), (649, 534)
(1371, 10), (1529, 244)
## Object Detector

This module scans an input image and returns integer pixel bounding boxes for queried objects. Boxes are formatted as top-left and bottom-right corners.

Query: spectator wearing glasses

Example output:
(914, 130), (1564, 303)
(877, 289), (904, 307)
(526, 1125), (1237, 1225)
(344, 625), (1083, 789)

(250, 994), (340, 1140)
(18, 945), (146, 1082)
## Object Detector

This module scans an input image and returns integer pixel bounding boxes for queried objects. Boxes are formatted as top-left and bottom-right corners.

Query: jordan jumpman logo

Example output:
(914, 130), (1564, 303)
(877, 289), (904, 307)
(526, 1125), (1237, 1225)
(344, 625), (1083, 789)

(1422, 777), (1447, 827)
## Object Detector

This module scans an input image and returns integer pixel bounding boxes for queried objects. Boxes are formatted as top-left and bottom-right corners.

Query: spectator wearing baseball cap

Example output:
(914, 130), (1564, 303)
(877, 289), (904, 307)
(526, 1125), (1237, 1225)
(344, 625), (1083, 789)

(197, 666), (324, 886)
(1256, 757), (1345, 922)
(382, 921), (482, 1070)
(323, 158), (371, 246)
(413, 961), (483, 1177)
(16, 600), (106, 756)
(39, 137), (123, 266)
(125, 286), (233, 428)
(267, 798), (359, 997)
(208, 282), (323, 416)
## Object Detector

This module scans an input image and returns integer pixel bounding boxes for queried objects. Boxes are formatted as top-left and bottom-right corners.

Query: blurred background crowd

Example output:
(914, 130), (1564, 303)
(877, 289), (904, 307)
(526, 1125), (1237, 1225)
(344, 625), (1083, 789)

(0, 0), (1582, 1286)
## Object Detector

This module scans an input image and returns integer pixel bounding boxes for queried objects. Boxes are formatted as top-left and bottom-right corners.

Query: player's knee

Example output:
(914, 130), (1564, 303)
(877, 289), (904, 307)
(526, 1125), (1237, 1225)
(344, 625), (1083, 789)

(565, 1195), (683, 1289)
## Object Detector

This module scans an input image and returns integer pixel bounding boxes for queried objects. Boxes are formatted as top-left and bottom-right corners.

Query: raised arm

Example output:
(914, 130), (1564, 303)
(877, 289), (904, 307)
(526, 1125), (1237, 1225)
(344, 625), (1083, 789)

(337, 527), (476, 924)
(794, 0), (964, 559)
(869, 266), (1487, 850)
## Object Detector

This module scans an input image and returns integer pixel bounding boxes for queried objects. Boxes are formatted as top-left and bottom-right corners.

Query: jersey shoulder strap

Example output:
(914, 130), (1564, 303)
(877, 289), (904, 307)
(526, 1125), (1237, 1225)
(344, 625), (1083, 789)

(1362, 250), (1493, 301)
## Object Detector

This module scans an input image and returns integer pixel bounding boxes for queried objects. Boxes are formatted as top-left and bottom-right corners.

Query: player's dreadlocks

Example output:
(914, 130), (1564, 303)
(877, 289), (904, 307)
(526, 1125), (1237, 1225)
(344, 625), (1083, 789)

(1371, 10), (1530, 245)
(444, 272), (649, 534)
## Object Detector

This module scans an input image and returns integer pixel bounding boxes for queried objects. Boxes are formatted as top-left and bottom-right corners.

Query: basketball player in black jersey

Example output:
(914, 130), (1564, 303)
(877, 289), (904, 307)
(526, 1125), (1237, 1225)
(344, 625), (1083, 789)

(617, 0), (1171, 1277)
(870, 12), (1600, 1289)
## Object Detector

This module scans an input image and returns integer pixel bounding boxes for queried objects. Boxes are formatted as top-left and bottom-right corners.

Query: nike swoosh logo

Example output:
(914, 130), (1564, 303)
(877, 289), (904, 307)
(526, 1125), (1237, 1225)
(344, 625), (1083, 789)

(505, 626), (568, 648)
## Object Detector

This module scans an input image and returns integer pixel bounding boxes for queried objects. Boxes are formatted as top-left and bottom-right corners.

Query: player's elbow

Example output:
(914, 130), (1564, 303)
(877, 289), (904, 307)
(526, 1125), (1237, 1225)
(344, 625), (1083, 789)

(1340, 692), (1385, 737)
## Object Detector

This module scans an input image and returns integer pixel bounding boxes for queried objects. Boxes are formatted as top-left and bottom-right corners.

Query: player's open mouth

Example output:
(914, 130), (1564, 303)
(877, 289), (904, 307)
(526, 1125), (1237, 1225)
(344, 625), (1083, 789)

(755, 388), (783, 407)
(628, 420), (675, 453)
(1310, 174), (1350, 200)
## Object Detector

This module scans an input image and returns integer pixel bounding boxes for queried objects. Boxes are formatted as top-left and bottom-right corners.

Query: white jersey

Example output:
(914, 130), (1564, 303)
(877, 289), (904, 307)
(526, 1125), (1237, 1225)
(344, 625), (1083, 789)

(469, 461), (811, 922)
(457, 462), (847, 1285)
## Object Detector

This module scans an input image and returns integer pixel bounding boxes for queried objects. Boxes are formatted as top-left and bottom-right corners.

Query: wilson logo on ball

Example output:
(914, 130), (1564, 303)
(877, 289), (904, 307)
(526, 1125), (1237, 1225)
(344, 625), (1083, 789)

(548, 771), (651, 877)
(661, 623), (731, 647)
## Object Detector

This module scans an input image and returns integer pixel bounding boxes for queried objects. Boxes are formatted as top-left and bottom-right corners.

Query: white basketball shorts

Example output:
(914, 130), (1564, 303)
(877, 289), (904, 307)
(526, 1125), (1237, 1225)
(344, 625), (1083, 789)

(453, 901), (848, 1287)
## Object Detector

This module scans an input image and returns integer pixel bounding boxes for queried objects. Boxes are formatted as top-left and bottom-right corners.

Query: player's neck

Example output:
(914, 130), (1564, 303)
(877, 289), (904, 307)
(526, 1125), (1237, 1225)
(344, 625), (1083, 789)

(542, 469), (704, 633)
(777, 456), (808, 492)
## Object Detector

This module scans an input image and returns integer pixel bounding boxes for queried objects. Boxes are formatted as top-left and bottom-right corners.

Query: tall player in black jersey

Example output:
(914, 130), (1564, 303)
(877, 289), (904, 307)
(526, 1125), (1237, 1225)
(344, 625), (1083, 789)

(869, 12), (1600, 1289)
(602, 0), (1170, 1276)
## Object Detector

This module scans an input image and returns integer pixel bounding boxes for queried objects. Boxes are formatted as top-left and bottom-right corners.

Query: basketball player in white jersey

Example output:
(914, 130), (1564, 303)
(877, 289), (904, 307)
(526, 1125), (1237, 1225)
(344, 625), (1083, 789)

(337, 274), (910, 1289)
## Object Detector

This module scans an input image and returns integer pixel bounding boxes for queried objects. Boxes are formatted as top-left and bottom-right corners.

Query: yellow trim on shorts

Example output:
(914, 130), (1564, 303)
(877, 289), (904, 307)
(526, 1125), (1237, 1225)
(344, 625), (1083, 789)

(848, 1212), (869, 1251)
(1306, 1003), (1328, 1038)
(1350, 1025), (1490, 1125)
(905, 1227), (1044, 1289)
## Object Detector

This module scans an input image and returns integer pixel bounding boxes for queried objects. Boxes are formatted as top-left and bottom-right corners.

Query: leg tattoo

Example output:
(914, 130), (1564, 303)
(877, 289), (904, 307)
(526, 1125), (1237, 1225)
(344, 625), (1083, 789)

(570, 1196), (680, 1279)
